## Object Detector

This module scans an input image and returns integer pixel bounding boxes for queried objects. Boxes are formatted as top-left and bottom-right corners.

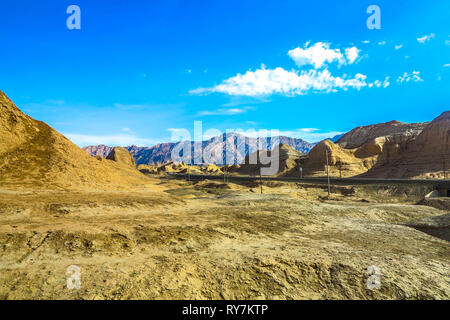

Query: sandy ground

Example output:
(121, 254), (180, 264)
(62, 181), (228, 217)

(0, 177), (448, 300)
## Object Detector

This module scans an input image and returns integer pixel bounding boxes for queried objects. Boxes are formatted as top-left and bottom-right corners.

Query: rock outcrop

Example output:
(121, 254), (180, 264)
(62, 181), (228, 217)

(106, 147), (136, 167)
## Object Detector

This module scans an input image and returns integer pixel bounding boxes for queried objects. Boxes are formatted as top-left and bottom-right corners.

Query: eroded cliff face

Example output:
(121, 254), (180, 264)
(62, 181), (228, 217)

(336, 120), (428, 149)
(300, 112), (449, 179)
(410, 111), (450, 154)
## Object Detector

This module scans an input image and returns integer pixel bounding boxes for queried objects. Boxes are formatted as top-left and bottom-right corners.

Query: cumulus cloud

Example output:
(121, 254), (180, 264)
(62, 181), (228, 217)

(190, 65), (367, 97)
(395, 44), (403, 50)
(362, 40), (370, 44)
(417, 33), (435, 43)
(378, 41), (386, 45)
(396, 71), (423, 83)
(287, 42), (360, 69)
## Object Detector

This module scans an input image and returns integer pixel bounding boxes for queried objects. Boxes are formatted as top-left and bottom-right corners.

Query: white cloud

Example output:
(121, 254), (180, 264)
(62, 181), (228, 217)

(417, 33), (435, 43)
(287, 42), (360, 69)
(190, 65), (367, 97)
(168, 128), (188, 136)
(396, 71), (423, 84)
(64, 133), (158, 147)
(368, 76), (390, 88)
(378, 41), (386, 45)
(288, 42), (343, 68)
(228, 128), (344, 143)
(395, 44), (403, 50)
(345, 47), (360, 64)
(276, 129), (345, 143)
(362, 40), (370, 44)
(443, 64), (450, 67)
(198, 107), (252, 116)
(298, 128), (319, 133)
(121, 127), (131, 132)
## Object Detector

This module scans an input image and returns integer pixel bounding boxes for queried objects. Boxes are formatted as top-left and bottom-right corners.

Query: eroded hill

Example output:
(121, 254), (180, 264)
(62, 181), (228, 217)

(0, 91), (153, 190)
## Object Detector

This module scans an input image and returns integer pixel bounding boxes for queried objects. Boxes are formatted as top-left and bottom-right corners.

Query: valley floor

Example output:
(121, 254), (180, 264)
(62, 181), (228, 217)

(0, 178), (448, 299)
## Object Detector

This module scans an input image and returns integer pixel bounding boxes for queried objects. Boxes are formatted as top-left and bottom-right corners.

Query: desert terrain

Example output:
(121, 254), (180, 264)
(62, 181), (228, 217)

(0, 91), (449, 300)
(0, 177), (449, 299)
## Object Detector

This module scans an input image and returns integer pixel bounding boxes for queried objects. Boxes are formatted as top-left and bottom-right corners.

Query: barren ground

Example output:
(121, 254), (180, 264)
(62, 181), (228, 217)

(0, 177), (448, 299)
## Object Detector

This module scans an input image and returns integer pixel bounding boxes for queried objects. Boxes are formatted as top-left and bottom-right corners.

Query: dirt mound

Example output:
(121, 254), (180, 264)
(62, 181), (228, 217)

(194, 180), (231, 189)
(201, 164), (222, 174)
(0, 91), (151, 190)
(404, 213), (450, 241)
(106, 147), (136, 167)
(137, 164), (158, 174)
(156, 162), (188, 173)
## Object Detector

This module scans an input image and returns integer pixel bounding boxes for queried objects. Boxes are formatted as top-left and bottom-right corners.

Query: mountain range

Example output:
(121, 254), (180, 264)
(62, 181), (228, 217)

(83, 133), (317, 165)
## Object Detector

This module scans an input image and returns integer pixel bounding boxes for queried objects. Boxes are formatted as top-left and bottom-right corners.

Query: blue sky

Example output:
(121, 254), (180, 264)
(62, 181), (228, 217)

(0, 0), (449, 146)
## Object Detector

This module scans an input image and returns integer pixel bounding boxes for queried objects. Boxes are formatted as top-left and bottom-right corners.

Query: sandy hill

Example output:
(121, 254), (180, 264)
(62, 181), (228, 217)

(303, 140), (376, 177)
(233, 144), (306, 176)
(0, 91), (151, 190)
(337, 120), (427, 149)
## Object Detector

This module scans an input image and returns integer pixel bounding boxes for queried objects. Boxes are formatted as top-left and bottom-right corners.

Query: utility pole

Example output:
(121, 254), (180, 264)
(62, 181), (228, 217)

(326, 149), (331, 197)
(300, 167), (303, 179)
(260, 173), (263, 195)
(339, 162), (342, 179)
